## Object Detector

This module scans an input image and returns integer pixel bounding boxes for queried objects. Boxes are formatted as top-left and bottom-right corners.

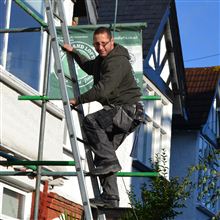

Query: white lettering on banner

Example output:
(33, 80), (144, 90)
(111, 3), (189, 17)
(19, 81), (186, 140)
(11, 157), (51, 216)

(72, 41), (97, 92)
(115, 36), (138, 41)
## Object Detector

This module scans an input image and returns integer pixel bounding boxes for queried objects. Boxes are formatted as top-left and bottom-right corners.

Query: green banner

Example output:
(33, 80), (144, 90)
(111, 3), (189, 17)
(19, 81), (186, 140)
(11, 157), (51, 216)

(48, 23), (146, 99)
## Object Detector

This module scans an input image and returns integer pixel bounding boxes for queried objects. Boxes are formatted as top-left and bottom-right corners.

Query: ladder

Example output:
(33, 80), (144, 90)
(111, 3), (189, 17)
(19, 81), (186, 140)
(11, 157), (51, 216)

(44, 0), (100, 219)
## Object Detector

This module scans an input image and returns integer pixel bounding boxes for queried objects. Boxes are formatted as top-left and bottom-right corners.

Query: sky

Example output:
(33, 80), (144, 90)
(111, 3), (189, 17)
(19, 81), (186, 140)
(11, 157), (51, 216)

(175, 0), (220, 68)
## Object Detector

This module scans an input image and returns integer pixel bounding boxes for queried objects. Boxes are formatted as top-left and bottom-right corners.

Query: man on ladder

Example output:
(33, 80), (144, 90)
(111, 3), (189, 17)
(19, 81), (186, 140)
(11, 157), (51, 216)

(63, 26), (143, 208)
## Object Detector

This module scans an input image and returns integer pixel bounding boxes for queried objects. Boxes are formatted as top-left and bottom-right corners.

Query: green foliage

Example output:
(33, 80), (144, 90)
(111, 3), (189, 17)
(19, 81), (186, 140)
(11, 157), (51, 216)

(197, 149), (220, 219)
(59, 210), (76, 220)
(121, 148), (220, 220)
(196, 150), (220, 211)
(212, 211), (220, 220)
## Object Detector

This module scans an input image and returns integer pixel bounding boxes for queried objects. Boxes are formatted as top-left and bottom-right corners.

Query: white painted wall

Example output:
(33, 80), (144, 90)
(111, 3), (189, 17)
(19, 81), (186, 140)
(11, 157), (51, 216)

(0, 66), (64, 167)
(170, 130), (201, 220)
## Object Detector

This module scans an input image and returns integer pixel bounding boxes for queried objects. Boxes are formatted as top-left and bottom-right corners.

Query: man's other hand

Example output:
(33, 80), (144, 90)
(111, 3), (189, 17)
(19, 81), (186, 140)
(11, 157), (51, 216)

(70, 98), (78, 106)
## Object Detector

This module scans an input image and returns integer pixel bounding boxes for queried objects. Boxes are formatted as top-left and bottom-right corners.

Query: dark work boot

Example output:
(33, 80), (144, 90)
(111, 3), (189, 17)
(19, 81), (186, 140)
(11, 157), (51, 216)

(90, 194), (119, 208)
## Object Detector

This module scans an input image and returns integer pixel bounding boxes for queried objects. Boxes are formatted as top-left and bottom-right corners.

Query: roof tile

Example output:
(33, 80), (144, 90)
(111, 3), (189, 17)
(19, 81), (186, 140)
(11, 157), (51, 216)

(173, 66), (220, 129)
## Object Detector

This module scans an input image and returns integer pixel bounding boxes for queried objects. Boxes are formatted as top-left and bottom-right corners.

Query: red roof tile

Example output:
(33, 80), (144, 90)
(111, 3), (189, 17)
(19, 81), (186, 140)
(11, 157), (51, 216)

(186, 67), (220, 94)
(173, 66), (220, 129)
(185, 66), (220, 128)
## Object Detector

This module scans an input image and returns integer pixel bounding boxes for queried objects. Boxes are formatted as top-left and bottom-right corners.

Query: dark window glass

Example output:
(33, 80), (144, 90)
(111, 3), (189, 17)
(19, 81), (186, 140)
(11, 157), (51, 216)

(2, 188), (25, 219)
(0, 2), (7, 62)
(0, 1), (44, 90)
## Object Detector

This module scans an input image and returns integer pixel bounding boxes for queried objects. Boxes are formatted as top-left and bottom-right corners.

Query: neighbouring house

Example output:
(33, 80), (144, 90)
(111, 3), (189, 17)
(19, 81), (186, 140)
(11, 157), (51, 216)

(3, 0), (216, 219)
(171, 66), (220, 220)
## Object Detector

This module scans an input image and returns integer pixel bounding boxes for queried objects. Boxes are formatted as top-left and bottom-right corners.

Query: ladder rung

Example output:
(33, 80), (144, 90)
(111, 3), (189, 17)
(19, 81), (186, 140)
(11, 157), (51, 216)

(65, 74), (77, 83)
(77, 137), (88, 145)
(141, 95), (161, 100)
(53, 12), (63, 22)
(0, 160), (75, 166)
(70, 105), (83, 114)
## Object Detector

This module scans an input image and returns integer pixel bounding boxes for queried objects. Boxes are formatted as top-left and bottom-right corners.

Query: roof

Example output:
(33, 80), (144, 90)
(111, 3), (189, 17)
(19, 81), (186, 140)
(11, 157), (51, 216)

(186, 67), (220, 94)
(173, 66), (220, 129)
(81, 0), (171, 58)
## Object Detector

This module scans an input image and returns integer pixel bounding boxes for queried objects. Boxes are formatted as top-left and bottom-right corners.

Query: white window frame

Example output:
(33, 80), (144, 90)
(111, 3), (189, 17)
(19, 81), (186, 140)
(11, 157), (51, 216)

(0, 182), (32, 220)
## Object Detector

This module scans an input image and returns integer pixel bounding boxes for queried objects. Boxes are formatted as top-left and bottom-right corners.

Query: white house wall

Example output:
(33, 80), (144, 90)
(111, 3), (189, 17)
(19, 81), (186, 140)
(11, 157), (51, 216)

(0, 66), (65, 170)
(171, 87), (220, 219)
(170, 130), (200, 220)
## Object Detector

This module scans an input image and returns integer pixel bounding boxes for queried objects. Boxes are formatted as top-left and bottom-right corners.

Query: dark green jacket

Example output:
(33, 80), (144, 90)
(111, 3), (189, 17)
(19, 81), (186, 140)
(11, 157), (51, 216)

(71, 44), (141, 106)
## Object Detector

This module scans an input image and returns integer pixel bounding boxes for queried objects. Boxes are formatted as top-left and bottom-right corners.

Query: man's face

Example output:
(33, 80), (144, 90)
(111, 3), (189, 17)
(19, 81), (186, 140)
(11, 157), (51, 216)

(93, 32), (114, 57)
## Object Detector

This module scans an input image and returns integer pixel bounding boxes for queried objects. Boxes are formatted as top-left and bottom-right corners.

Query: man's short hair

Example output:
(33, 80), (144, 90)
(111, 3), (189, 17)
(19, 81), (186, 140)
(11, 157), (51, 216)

(94, 27), (112, 39)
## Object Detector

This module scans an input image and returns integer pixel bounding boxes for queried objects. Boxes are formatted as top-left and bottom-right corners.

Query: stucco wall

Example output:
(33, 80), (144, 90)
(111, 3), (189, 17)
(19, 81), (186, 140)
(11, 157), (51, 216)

(0, 66), (65, 170)
(170, 130), (199, 220)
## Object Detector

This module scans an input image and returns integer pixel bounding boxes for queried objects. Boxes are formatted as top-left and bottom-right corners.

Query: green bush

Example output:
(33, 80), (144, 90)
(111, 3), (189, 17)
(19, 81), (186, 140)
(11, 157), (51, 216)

(122, 148), (220, 220)
(59, 210), (76, 220)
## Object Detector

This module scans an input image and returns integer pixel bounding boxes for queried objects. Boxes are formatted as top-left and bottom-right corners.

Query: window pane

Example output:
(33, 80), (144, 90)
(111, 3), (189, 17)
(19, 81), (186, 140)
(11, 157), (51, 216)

(7, 31), (41, 90)
(0, 1), (43, 90)
(0, 1), (7, 65)
(2, 188), (25, 219)
(10, 1), (44, 28)
(0, 2), (6, 27)
(20, 0), (44, 19)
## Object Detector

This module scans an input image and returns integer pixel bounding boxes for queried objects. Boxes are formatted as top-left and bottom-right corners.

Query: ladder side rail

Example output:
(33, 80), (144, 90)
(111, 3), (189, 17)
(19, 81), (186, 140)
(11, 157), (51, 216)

(44, 1), (93, 219)
(56, 0), (103, 199)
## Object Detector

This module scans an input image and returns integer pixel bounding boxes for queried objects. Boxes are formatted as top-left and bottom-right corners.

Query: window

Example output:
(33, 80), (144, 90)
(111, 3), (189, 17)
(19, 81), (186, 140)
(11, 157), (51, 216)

(0, 1), (45, 90)
(197, 137), (219, 213)
(0, 183), (30, 220)
(0, 2), (7, 63)
(2, 188), (25, 219)
(207, 99), (217, 135)
(206, 92), (220, 142)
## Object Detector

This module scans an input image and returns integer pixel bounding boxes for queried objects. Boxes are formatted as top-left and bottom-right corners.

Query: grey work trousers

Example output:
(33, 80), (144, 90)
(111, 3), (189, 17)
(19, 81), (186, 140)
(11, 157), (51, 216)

(83, 105), (138, 199)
